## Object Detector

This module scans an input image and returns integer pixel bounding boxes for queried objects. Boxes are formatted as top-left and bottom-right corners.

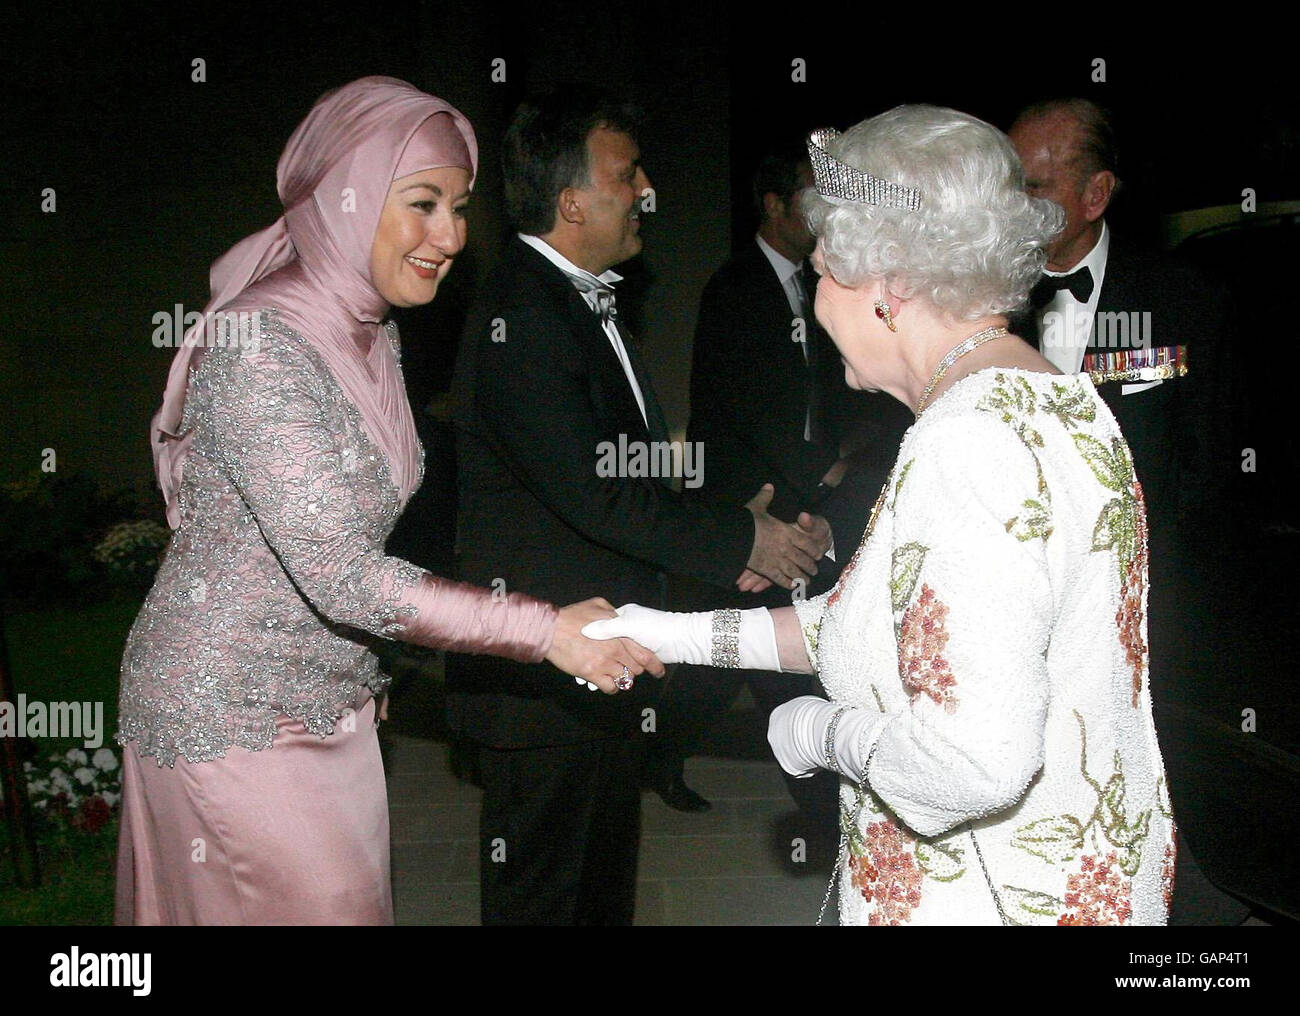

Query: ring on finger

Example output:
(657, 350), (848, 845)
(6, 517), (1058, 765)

(614, 664), (634, 692)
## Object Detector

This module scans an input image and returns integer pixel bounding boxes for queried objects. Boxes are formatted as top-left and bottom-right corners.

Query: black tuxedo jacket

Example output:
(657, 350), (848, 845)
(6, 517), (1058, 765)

(686, 242), (845, 519)
(446, 236), (754, 748)
(1013, 232), (1234, 541)
(685, 242), (905, 588)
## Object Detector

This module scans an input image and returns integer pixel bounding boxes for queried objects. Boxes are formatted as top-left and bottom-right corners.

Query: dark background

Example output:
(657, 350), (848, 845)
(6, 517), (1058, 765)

(4, 6), (1295, 495)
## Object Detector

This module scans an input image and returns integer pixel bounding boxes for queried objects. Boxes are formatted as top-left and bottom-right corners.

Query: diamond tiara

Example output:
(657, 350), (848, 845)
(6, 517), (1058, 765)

(806, 127), (922, 211)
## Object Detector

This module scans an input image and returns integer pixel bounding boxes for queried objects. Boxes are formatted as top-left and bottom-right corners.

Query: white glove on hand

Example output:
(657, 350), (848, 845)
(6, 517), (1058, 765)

(768, 696), (876, 782)
(581, 604), (781, 671)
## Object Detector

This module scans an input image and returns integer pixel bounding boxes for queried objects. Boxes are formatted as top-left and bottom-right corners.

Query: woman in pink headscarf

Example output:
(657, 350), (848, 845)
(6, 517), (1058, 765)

(114, 77), (660, 925)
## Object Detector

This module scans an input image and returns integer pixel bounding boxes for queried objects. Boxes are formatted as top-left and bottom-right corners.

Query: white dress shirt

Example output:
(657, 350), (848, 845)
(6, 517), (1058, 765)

(1038, 221), (1109, 375)
(518, 233), (648, 428)
(1037, 222), (1160, 396)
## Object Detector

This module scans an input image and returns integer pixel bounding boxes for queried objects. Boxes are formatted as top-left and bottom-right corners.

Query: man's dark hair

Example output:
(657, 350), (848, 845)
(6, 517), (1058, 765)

(1014, 97), (1119, 183)
(751, 145), (809, 220)
(502, 85), (643, 235)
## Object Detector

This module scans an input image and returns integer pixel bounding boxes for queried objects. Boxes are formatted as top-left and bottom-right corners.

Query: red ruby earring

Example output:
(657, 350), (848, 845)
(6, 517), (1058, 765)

(874, 299), (897, 332)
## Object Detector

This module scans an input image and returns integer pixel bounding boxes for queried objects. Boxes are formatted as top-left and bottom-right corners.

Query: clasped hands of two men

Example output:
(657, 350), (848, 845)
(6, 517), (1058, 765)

(548, 482), (831, 693)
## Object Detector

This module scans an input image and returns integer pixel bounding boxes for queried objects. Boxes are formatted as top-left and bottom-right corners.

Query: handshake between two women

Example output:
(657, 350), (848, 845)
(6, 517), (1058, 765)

(550, 482), (831, 693)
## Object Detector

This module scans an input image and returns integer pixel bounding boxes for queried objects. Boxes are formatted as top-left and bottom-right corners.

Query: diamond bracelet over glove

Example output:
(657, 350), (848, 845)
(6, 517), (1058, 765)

(580, 603), (781, 672)
(823, 705), (851, 775)
(711, 608), (741, 668)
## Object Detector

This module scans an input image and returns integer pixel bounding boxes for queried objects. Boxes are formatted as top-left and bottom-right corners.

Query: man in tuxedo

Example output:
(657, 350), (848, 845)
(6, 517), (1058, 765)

(687, 148), (909, 565)
(1010, 99), (1230, 529)
(648, 148), (909, 825)
(448, 89), (832, 925)
(1009, 98), (1243, 924)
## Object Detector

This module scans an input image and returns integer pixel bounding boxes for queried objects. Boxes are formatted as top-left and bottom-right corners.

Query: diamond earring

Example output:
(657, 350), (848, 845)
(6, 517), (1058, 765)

(874, 299), (897, 332)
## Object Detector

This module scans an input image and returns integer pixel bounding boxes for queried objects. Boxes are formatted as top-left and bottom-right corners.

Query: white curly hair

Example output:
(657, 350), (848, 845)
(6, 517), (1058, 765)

(803, 105), (1064, 321)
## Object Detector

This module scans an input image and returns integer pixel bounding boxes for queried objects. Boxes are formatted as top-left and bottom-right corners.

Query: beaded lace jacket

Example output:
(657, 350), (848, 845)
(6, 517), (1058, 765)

(118, 312), (556, 766)
(794, 368), (1175, 926)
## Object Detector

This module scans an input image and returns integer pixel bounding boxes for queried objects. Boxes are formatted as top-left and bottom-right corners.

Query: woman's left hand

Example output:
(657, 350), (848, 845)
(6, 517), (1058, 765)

(769, 696), (871, 781)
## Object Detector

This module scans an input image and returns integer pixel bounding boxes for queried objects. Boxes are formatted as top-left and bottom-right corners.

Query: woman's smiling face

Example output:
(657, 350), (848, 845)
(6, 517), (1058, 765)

(369, 166), (470, 307)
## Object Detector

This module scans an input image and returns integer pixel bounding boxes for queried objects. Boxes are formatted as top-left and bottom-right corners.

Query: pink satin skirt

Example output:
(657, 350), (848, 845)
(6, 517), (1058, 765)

(114, 698), (392, 925)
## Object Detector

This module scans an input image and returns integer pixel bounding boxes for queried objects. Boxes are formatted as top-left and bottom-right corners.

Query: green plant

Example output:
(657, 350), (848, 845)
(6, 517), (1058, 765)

(0, 471), (146, 606)
(92, 521), (172, 585)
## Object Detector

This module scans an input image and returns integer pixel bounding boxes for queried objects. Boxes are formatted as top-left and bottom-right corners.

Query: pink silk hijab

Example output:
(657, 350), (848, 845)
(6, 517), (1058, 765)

(151, 76), (478, 528)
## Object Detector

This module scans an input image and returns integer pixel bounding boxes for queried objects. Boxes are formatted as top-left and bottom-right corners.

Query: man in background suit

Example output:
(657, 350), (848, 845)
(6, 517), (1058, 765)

(688, 151), (848, 525)
(649, 147), (908, 826)
(448, 89), (832, 925)
(1009, 98), (1242, 924)
(1010, 99), (1231, 529)
(687, 149), (910, 564)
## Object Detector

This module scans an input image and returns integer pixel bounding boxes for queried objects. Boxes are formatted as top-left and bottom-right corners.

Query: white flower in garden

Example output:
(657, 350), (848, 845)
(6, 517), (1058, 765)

(92, 748), (119, 772)
(19, 747), (124, 822)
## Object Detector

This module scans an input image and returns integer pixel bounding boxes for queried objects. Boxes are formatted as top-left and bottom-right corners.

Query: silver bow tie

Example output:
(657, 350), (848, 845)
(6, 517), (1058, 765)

(564, 272), (618, 327)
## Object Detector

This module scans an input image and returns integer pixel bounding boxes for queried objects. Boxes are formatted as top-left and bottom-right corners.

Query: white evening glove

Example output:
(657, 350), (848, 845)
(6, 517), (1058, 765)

(768, 696), (876, 782)
(581, 603), (782, 670)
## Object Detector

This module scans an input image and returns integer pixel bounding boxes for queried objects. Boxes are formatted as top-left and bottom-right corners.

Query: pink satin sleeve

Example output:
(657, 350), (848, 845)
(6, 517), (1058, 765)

(398, 576), (557, 664)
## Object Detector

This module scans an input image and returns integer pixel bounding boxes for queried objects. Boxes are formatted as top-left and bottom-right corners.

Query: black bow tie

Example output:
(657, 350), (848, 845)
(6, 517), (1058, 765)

(1031, 266), (1094, 308)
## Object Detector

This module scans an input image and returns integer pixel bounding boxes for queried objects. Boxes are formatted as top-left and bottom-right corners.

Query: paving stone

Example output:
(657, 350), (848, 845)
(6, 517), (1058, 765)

(389, 803), (479, 843)
(638, 832), (791, 880)
(385, 733), (838, 923)
(386, 771), (481, 806)
(631, 880), (667, 926)
(640, 794), (737, 836)
(658, 876), (832, 926)
(390, 838), (478, 886)
(678, 758), (791, 801)
(395, 883), (479, 926)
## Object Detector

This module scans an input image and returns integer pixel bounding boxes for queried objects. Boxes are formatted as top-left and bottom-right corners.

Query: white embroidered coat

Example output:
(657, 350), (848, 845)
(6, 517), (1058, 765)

(794, 368), (1175, 926)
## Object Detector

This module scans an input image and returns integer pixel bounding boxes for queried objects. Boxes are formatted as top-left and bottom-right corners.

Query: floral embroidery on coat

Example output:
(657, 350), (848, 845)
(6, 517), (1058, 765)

(809, 370), (1173, 925)
(848, 818), (924, 925)
(1116, 484), (1149, 706)
(1057, 851), (1133, 925)
(999, 711), (1152, 923)
(840, 789), (971, 925)
(898, 583), (958, 713)
(981, 373), (1150, 709)
(976, 373), (1054, 542)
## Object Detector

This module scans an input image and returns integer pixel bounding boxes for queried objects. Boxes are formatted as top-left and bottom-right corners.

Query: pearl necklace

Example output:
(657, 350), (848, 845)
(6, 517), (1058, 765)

(915, 326), (1009, 416)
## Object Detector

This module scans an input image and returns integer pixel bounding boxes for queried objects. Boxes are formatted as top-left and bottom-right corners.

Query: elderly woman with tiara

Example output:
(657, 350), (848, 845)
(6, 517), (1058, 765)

(585, 105), (1175, 925)
(114, 76), (661, 926)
